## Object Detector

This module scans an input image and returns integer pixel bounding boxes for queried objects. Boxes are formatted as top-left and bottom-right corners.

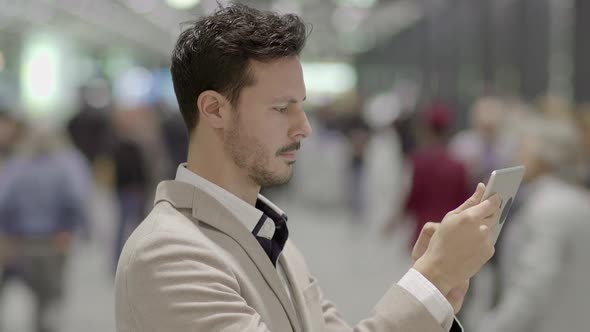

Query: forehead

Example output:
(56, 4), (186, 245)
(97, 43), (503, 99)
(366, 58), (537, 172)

(245, 56), (306, 99)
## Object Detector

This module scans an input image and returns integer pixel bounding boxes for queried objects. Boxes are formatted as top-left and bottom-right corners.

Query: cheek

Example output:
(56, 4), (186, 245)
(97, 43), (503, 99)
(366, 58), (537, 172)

(239, 111), (289, 154)
(243, 110), (285, 133)
(240, 129), (277, 160)
(260, 117), (289, 144)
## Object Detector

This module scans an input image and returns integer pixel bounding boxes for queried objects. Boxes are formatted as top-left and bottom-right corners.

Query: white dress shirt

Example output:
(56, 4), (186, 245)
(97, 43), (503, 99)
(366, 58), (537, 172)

(175, 164), (295, 305)
(175, 164), (454, 331)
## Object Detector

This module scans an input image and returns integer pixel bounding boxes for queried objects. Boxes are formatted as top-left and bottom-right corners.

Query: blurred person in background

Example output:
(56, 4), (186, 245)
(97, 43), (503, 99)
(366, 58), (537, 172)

(450, 97), (515, 186)
(115, 4), (505, 332)
(0, 124), (90, 332)
(67, 81), (115, 170)
(345, 113), (370, 216)
(361, 92), (408, 233)
(536, 95), (574, 123)
(394, 105), (420, 158)
(156, 101), (189, 179)
(110, 110), (150, 272)
(475, 116), (590, 332)
(0, 111), (23, 169)
(458, 97), (538, 325)
(399, 101), (471, 246)
(0, 110), (22, 310)
(575, 109), (590, 188)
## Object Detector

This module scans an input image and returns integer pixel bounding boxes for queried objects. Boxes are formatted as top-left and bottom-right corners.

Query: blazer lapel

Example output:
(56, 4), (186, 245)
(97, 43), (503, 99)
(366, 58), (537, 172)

(279, 242), (325, 332)
(279, 244), (310, 327)
(155, 181), (302, 332)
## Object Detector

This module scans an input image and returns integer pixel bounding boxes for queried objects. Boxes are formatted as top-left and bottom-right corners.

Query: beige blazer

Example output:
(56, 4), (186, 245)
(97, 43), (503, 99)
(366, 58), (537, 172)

(115, 180), (449, 332)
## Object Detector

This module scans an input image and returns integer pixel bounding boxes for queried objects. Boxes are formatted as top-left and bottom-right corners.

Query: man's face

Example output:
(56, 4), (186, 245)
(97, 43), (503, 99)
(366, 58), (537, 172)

(224, 56), (312, 187)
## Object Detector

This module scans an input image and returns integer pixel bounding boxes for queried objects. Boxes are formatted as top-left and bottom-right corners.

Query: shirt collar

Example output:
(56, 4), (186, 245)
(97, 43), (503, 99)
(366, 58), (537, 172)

(174, 163), (288, 235)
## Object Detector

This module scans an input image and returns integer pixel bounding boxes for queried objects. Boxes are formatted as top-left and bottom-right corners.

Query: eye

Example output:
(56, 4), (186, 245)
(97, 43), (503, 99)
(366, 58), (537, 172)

(273, 106), (288, 113)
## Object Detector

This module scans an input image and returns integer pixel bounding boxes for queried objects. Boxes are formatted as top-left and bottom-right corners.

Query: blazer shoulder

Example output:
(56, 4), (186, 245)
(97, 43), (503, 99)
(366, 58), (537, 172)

(121, 201), (193, 245)
(115, 202), (242, 331)
(118, 201), (233, 277)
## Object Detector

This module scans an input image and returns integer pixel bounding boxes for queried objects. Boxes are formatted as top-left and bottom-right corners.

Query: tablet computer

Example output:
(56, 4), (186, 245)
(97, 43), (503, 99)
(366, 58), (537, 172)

(482, 165), (526, 244)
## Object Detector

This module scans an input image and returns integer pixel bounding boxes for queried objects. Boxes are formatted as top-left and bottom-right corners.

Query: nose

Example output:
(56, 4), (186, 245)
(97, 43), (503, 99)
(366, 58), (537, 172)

(289, 107), (313, 140)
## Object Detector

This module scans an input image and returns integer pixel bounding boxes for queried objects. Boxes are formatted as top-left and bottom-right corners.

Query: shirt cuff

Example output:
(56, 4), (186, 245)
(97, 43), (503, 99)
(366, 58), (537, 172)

(398, 268), (455, 331)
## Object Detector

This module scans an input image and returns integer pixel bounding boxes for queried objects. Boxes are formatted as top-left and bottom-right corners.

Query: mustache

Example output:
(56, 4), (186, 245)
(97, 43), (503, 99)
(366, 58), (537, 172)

(277, 142), (301, 155)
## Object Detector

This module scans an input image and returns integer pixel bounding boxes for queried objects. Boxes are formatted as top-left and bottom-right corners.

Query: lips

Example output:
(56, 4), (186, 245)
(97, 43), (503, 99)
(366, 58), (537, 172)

(279, 152), (297, 161)
(277, 142), (301, 161)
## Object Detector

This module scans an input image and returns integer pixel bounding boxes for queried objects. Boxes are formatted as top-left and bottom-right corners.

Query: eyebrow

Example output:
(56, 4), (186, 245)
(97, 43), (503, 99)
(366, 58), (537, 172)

(272, 96), (307, 104)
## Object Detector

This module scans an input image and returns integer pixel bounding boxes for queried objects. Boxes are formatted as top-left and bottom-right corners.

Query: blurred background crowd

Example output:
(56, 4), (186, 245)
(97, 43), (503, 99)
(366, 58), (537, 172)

(1, 0), (590, 331)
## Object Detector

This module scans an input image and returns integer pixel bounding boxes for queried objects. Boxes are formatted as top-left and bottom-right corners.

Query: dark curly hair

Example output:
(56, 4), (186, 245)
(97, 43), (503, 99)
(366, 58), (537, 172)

(170, 3), (308, 132)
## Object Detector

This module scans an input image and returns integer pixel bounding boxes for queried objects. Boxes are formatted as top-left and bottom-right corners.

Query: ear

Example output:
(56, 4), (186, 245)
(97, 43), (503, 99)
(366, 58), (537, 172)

(197, 90), (231, 129)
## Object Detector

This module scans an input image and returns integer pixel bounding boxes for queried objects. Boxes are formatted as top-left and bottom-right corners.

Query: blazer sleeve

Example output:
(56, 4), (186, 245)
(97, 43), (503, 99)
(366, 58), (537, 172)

(317, 277), (460, 332)
(119, 231), (273, 332)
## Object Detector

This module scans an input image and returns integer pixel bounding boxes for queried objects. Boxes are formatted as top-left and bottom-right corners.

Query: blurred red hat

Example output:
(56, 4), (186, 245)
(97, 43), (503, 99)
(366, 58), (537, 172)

(424, 101), (454, 131)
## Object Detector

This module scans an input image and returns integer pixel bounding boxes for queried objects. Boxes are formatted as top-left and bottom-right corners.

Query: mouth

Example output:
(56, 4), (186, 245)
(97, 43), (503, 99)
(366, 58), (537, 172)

(279, 151), (297, 162)
(277, 142), (301, 162)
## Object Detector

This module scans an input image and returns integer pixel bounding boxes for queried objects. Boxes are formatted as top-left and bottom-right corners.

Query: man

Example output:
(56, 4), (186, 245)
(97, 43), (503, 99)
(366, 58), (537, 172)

(476, 117), (590, 332)
(403, 102), (471, 246)
(450, 97), (515, 187)
(115, 4), (501, 331)
(0, 111), (22, 169)
(0, 125), (90, 332)
(361, 92), (406, 232)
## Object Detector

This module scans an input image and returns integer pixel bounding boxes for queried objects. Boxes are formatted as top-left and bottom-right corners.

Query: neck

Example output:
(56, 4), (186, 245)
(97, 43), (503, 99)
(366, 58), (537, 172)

(186, 130), (260, 206)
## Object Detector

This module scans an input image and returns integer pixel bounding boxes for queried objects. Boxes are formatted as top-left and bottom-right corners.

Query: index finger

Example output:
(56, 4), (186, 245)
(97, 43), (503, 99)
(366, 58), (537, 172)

(463, 194), (502, 225)
(451, 183), (485, 214)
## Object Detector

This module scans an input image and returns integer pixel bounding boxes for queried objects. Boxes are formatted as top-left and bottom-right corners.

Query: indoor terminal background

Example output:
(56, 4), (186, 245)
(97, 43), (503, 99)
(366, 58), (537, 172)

(1, 0), (590, 331)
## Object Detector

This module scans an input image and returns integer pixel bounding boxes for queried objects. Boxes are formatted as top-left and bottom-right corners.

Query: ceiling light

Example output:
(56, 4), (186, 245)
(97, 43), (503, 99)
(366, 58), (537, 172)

(334, 0), (377, 9)
(165, 0), (201, 10)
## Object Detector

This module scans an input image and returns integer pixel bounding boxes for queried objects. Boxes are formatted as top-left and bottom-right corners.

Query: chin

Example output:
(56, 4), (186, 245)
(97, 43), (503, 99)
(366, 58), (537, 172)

(277, 168), (294, 182)
(254, 166), (295, 188)
(278, 168), (295, 185)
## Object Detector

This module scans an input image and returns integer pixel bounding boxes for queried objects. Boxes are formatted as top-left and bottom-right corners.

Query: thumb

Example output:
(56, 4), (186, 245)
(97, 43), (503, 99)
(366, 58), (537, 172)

(452, 182), (485, 214)
(411, 222), (439, 263)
